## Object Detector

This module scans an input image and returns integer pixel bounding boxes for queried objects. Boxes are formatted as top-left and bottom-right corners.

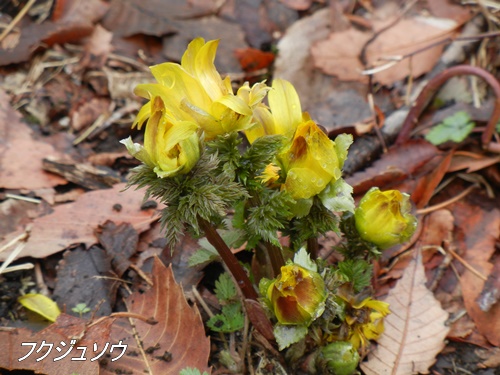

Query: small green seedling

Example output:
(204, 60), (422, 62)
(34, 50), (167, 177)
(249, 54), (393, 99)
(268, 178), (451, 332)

(72, 303), (91, 318)
(206, 273), (244, 333)
(425, 111), (475, 145)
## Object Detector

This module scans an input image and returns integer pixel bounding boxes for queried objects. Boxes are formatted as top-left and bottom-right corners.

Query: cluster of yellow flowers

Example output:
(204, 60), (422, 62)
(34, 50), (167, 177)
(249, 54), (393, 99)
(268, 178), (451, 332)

(122, 37), (350, 204)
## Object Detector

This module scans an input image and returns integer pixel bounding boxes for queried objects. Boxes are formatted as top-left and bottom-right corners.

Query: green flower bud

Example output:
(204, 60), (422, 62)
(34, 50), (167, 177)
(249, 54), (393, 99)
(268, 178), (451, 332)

(354, 187), (417, 250)
(267, 264), (326, 325)
(320, 341), (360, 375)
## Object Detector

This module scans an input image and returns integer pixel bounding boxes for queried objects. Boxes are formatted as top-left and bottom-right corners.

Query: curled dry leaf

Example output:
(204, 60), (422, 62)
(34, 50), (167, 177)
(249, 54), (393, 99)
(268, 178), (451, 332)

(100, 257), (210, 374)
(361, 249), (450, 375)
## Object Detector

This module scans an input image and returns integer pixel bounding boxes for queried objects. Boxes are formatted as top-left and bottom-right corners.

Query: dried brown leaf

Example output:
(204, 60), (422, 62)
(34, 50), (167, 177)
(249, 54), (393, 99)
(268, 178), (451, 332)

(100, 257), (211, 374)
(0, 313), (113, 375)
(347, 140), (440, 195)
(361, 249), (450, 375)
(0, 89), (66, 189)
(0, 183), (160, 261)
(312, 13), (465, 85)
(453, 200), (500, 345)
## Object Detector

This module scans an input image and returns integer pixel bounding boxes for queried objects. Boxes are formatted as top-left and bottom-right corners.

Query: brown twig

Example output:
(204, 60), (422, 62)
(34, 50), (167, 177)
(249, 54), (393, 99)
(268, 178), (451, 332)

(395, 65), (500, 149)
(198, 217), (258, 300)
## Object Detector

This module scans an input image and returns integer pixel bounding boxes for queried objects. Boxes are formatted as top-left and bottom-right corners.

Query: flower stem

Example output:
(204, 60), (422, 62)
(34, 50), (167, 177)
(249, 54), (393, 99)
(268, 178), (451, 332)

(198, 217), (258, 300)
(307, 237), (319, 260)
(266, 242), (285, 277)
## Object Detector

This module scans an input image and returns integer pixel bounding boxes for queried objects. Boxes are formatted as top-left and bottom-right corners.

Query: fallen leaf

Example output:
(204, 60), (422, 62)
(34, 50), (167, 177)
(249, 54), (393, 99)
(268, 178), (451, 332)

(453, 199), (500, 345)
(235, 47), (275, 72)
(347, 140), (440, 195)
(79, 24), (113, 70)
(52, 246), (114, 319)
(0, 89), (66, 189)
(0, 313), (113, 375)
(411, 151), (453, 209)
(312, 12), (464, 85)
(100, 257), (211, 374)
(278, 0), (312, 11)
(0, 0), (109, 66)
(97, 221), (139, 278)
(0, 183), (160, 262)
(361, 249), (450, 375)
(70, 97), (111, 132)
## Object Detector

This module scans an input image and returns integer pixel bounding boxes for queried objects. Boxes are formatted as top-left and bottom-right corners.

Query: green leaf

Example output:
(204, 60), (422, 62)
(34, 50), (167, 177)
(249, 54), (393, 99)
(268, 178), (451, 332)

(334, 133), (353, 169)
(337, 259), (373, 293)
(188, 248), (219, 267)
(425, 111), (475, 145)
(293, 247), (317, 273)
(274, 324), (308, 350)
(207, 303), (244, 332)
(319, 178), (355, 213)
(214, 273), (237, 301)
(179, 368), (210, 375)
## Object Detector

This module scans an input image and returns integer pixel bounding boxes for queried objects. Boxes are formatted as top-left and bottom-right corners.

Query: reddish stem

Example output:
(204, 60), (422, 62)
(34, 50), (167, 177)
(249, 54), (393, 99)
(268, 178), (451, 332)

(198, 217), (258, 301)
(395, 65), (500, 150)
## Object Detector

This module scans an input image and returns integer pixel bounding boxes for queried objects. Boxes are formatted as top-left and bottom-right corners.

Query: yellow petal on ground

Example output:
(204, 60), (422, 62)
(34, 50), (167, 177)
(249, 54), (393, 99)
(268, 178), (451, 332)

(18, 293), (61, 322)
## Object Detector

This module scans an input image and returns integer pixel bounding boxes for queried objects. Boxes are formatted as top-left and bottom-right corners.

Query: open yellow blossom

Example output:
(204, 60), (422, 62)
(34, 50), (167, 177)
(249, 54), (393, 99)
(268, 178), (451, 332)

(276, 120), (344, 200)
(121, 96), (200, 178)
(245, 78), (304, 143)
(134, 38), (269, 139)
(336, 286), (390, 350)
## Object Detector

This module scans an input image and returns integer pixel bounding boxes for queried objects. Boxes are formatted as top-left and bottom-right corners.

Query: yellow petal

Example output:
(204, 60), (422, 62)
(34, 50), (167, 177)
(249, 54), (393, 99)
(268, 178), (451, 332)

(215, 94), (252, 116)
(181, 37), (205, 75)
(194, 40), (227, 101)
(18, 293), (61, 322)
(269, 79), (302, 136)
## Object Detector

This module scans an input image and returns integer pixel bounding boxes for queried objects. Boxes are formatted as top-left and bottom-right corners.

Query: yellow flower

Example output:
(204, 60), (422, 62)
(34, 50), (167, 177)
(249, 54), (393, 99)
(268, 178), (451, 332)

(267, 264), (326, 325)
(277, 120), (345, 200)
(245, 78), (304, 143)
(133, 38), (268, 140)
(354, 187), (417, 249)
(259, 163), (281, 187)
(336, 286), (390, 350)
(121, 96), (200, 178)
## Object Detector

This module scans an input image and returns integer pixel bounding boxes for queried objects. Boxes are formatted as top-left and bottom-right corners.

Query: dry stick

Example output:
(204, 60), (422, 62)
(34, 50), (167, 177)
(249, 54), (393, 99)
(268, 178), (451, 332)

(198, 217), (258, 301)
(0, 0), (37, 42)
(395, 65), (500, 149)
(416, 184), (478, 215)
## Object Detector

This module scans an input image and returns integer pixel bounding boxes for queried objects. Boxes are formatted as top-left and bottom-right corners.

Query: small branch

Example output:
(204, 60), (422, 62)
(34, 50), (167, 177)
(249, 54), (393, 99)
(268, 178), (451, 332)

(395, 65), (500, 148)
(198, 217), (258, 300)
